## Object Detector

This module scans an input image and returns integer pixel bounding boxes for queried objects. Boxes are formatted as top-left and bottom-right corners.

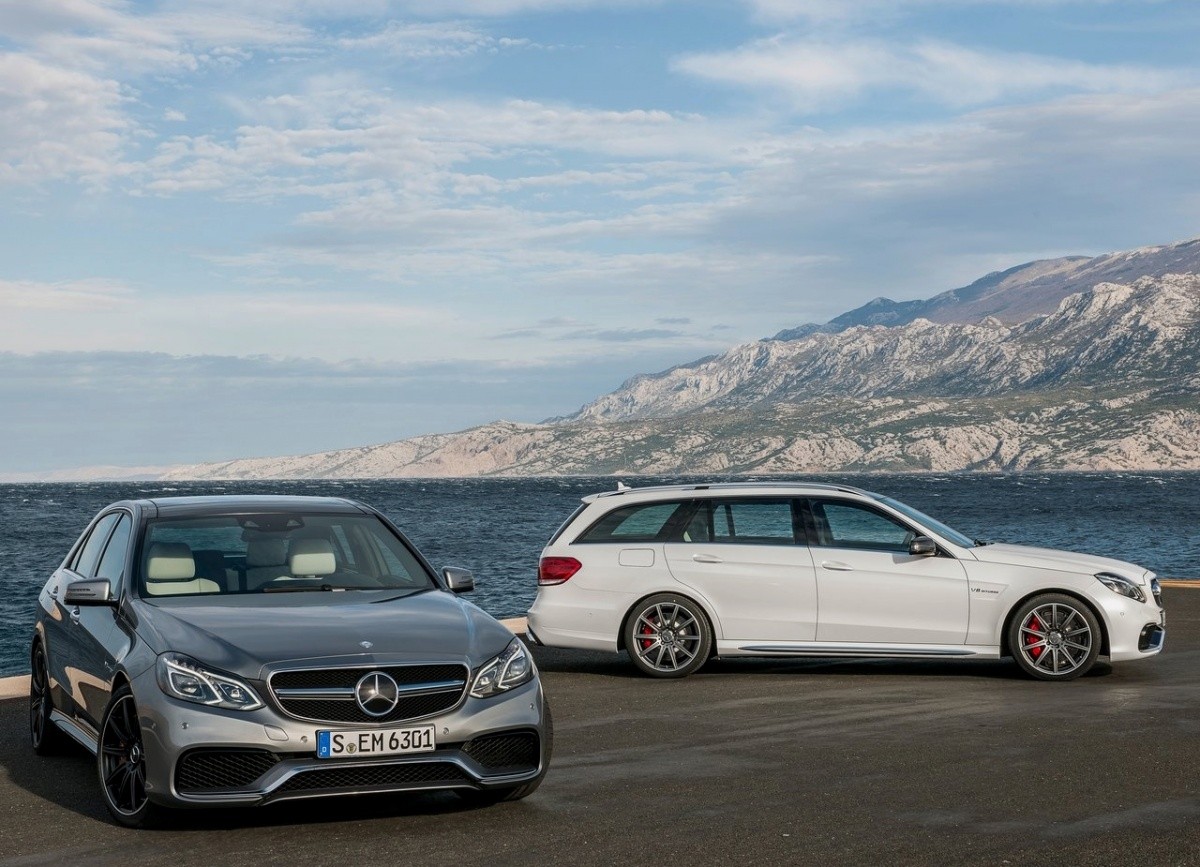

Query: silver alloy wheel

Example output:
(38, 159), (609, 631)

(100, 694), (148, 817)
(633, 601), (703, 673)
(1017, 602), (1093, 676)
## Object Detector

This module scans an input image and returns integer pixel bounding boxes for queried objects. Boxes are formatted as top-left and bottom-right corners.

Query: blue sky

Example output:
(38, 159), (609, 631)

(2, 0), (1199, 474)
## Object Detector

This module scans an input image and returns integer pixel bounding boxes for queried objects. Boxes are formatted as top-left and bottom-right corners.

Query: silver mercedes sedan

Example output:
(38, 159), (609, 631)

(29, 495), (551, 827)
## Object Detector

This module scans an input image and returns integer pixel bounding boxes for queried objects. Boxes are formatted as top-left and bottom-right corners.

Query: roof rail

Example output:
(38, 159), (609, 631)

(587, 481), (872, 501)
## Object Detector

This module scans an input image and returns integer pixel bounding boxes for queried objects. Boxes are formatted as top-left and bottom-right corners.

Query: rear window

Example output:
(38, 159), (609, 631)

(576, 501), (691, 543)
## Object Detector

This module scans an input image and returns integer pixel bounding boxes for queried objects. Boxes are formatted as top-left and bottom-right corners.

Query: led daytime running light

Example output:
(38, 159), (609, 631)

(157, 652), (263, 711)
(1095, 572), (1146, 603)
(470, 640), (535, 699)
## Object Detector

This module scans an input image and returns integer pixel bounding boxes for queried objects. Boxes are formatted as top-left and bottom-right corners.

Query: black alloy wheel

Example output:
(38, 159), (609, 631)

(98, 685), (165, 828)
(30, 643), (70, 755)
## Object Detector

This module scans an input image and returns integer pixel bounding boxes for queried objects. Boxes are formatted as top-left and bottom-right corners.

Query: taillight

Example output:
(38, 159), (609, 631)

(538, 556), (582, 586)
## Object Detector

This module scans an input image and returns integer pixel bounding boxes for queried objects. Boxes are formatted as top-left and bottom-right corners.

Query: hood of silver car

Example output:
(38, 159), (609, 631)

(132, 589), (515, 680)
(969, 543), (1148, 583)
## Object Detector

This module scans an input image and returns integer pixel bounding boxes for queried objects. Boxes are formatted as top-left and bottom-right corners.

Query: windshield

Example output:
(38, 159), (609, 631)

(874, 497), (977, 549)
(137, 513), (436, 599)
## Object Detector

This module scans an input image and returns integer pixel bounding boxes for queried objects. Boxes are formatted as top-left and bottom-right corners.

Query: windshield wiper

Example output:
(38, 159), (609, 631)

(262, 584), (373, 593)
(973, 538), (995, 546)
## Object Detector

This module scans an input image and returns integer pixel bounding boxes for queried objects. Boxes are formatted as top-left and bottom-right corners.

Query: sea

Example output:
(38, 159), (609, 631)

(2, 473), (1197, 677)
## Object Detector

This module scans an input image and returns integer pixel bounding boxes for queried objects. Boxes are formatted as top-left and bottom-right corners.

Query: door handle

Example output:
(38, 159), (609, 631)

(692, 554), (723, 564)
(69, 607), (82, 625)
(821, 561), (854, 572)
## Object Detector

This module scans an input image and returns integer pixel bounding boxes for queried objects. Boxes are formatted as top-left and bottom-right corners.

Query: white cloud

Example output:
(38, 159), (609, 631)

(0, 278), (463, 358)
(0, 53), (130, 185)
(338, 20), (541, 58)
(675, 37), (1190, 109)
(697, 86), (1200, 309)
(0, 277), (134, 310)
(164, 108), (187, 121)
(741, 0), (1147, 24)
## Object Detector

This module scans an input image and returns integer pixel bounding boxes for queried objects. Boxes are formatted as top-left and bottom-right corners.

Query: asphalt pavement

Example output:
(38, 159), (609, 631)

(1, 591), (1197, 867)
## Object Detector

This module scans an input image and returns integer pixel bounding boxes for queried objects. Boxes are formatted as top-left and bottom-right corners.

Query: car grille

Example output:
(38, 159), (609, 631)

(275, 762), (469, 794)
(175, 749), (285, 794)
(270, 664), (469, 725)
(463, 732), (540, 773)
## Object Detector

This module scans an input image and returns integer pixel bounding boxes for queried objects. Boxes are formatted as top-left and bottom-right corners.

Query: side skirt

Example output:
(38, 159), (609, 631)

(49, 709), (99, 755)
(719, 642), (1000, 660)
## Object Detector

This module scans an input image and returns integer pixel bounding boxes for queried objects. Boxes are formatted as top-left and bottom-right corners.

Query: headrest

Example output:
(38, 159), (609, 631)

(289, 538), (336, 577)
(144, 577), (221, 596)
(146, 542), (196, 582)
(246, 537), (288, 567)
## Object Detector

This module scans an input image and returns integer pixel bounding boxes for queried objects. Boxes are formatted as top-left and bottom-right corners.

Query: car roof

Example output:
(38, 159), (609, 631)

(580, 481), (881, 504)
(130, 495), (369, 518)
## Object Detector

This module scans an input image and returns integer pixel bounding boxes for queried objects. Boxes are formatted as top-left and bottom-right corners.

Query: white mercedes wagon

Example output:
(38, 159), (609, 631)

(525, 483), (1166, 681)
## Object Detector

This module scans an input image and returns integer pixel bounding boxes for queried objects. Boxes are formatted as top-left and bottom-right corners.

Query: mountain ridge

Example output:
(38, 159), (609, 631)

(155, 269), (1200, 480)
(772, 237), (1200, 341)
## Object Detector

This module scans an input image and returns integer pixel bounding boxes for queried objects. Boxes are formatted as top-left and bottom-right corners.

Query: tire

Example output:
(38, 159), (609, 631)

(97, 685), (168, 828)
(30, 642), (71, 756)
(460, 702), (553, 805)
(623, 594), (713, 679)
(1008, 593), (1101, 681)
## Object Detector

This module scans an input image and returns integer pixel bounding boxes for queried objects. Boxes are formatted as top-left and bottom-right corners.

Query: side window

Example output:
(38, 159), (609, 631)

(809, 500), (914, 553)
(684, 499), (797, 545)
(95, 513), (133, 588)
(577, 501), (690, 543)
(70, 513), (121, 578)
(331, 526), (358, 568)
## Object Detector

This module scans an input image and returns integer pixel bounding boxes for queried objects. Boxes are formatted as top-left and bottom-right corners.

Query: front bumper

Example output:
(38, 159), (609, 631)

(130, 667), (547, 808)
(1095, 590), (1166, 662)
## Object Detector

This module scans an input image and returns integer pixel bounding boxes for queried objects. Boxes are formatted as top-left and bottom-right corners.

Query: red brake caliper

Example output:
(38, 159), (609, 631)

(639, 614), (656, 650)
(1024, 615), (1044, 658)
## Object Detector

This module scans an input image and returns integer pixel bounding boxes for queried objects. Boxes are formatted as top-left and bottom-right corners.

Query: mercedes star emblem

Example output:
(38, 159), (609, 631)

(355, 671), (400, 717)
(359, 640), (373, 649)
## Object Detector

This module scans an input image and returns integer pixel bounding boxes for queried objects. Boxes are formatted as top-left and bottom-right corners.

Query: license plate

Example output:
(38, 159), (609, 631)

(316, 725), (436, 759)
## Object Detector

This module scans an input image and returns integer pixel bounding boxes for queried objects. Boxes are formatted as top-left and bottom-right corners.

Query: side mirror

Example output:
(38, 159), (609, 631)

(64, 578), (115, 606)
(908, 537), (937, 557)
(442, 566), (475, 594)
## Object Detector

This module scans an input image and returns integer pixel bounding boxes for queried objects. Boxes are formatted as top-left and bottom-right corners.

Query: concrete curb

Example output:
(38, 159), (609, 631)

(1, 676), (29, 701)
(0, 616), (532, 701)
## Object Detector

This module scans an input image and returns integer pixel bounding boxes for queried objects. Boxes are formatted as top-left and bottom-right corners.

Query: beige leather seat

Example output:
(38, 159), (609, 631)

(289, 538), (337, 578)
(245, 537), (290, 590)
(144, 543), (221, 596)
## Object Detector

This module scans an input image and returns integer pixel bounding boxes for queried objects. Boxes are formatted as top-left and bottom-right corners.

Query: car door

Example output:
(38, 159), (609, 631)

(804, 498), (969, 645)
(665, 498), (817, 641)
(79, 511), (136, 723)
(56, 512), (130, 725)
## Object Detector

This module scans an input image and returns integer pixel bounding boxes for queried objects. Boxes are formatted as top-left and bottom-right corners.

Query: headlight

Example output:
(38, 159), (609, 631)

(470, 639), (535, 699)
(1095, 572), (1146, 603)
(156, 652), (264, 711)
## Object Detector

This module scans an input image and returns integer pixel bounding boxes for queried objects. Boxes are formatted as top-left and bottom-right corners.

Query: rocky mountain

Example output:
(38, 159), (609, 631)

(774, 236), (1200, 340)
(571, 274), (1200, 423)
(161, 271), (1200, 479)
